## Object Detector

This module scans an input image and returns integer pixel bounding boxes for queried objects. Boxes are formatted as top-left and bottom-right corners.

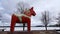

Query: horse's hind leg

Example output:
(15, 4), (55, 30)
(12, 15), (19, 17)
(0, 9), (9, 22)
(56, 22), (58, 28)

(10, 15), (16, 32)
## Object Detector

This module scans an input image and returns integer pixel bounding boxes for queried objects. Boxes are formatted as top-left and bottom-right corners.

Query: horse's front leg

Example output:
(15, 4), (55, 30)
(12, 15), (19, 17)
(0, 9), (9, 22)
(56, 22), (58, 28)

(10, 15), (16, 32)
(27, 19), (31, 32)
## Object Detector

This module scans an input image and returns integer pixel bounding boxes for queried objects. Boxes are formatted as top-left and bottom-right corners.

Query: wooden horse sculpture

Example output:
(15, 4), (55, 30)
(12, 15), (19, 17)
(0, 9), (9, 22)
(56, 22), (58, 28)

(10, 7), (36, 32)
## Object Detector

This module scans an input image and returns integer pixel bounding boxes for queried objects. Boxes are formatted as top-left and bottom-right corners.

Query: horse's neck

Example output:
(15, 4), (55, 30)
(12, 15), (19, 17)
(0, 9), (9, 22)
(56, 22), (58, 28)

(24, 11), (31, 17)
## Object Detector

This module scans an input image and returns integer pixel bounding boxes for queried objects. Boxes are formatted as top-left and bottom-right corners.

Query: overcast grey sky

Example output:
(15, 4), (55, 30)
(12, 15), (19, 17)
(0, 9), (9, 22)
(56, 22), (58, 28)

(0, 0), (60, 26)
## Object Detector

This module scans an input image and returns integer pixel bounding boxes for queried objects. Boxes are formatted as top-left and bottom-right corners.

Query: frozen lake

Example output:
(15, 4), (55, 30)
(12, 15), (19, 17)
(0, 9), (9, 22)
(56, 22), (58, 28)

(0, 27), (60, 31)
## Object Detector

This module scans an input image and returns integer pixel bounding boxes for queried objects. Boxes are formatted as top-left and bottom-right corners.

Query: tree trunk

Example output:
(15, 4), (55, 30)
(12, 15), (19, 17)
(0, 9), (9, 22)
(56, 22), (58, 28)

(45, 22), (47, 31)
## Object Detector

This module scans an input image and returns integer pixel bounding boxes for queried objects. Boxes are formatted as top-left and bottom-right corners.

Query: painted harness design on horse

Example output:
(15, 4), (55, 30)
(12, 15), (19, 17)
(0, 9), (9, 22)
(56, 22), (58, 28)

(14, 9), (30, 22)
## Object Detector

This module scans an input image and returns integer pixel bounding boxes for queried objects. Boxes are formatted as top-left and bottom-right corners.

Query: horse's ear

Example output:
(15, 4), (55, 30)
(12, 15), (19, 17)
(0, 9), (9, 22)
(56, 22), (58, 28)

(31, 7), (33, 10)
(29, 7), (34, 12)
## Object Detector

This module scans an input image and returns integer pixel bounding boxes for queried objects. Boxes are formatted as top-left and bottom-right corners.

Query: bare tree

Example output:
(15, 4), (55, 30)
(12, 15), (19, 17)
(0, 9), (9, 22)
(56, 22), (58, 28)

(41, 11), (50, 31)
(16, 2), (30, 14)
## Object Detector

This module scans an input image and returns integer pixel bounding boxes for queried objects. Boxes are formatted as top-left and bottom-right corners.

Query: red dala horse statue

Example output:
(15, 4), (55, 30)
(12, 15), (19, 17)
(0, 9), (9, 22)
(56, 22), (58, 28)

(10, 7), (36, 32)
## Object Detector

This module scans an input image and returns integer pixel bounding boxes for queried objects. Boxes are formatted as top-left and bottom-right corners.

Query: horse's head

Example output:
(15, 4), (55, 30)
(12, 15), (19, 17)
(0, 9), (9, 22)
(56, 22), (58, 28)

(24, 7), (36, 17)
(29, 7), (36, 16)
